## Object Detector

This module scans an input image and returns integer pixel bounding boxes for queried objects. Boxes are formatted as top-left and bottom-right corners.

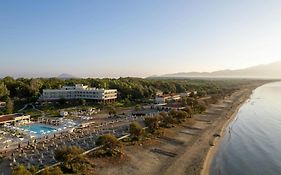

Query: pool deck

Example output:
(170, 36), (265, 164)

(0, 120), (79, 153)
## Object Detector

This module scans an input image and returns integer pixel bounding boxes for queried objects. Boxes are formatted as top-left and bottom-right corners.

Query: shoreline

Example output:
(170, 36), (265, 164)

(92, 83), (268, 175)
(200, 88), (255, 175)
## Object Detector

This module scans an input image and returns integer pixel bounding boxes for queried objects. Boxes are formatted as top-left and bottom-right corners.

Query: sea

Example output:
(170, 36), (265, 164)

(210, 81), (281, 175)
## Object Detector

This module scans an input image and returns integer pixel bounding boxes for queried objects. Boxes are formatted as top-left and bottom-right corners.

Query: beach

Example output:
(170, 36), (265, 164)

(200, 90), (252, 175)
(95, 83), (263, 175)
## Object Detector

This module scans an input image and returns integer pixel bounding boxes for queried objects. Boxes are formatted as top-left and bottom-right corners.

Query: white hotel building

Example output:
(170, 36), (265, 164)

(39, 84), (117, 103)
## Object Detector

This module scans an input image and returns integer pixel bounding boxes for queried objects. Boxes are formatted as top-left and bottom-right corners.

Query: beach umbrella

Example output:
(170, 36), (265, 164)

(13, 157), (16, 164)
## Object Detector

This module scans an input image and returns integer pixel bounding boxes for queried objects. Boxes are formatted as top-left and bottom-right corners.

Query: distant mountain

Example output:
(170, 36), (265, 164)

(57, 73), (77, 80)
(151, 61), (281, 79)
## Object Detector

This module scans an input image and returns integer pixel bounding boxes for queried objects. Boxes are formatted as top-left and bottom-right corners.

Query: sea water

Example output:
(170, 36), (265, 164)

(211, 82), (281, 175)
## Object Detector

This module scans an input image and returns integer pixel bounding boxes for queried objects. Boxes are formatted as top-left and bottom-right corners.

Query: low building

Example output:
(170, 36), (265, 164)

(0, 114), (31, 126)
(39, 84), (117, 103)
(180, 92), (191, 97)
(155, 95), (171, 104)
(155, 94), (182, 104)
(38, 117), (62, 126)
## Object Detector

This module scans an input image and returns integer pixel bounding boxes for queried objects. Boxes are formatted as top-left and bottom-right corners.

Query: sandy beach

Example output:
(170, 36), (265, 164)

(200, 92), (251, 175)
(94, 83), (263, 175)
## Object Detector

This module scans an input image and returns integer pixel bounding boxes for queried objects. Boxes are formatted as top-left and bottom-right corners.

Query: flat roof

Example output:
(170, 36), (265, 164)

(0, 115), (14, 123)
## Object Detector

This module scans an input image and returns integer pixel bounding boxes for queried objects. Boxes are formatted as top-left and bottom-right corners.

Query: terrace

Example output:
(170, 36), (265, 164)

(0, 114), (30, 126)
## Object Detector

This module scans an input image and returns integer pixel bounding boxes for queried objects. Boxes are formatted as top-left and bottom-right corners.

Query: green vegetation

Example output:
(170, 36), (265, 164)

(54, 146), (83, 162)
(0, 82), (9, 100)
(0, 76), (259, 113)
(144, 116), (161, 133)
(129, 122), (144, 141)
(108, 107), (117, 115)
(95, 134), (123, 157)
(145, 110), (193, 134)
(54, 146), (94, 174)
(12, 165), (32, 175)
(39, 167), (63, 175)
(6, 97), (14, 114)
(29, 166), (38, 174)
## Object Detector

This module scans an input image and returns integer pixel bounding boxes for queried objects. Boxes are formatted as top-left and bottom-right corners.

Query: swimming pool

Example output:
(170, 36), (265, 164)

(20, 123), (57, 136)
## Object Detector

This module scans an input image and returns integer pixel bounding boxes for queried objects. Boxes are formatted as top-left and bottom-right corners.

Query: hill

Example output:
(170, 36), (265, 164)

(152, 61), (281, 79)
(57, 73), (77, 80)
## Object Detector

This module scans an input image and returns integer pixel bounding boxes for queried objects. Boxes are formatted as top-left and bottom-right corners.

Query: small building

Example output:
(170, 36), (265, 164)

(180, 92), (191, 97)
(38, 117), (62, 126)
(0, 114), (31, 126)
(155, 94), (182, 104)
(155, 91), (163, 96)
(171, 94), (181, 101)
(155, 95), (171, 104)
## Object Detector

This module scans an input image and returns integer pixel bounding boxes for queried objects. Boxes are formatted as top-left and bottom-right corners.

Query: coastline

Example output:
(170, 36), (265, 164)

(93, 83), (267, 175)
(200, 88), (255, 175)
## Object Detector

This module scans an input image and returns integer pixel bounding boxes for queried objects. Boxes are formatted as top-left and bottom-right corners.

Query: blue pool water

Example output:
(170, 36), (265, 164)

(20, 123), (57, 136)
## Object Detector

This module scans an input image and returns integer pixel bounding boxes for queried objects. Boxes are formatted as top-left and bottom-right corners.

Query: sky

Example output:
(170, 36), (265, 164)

(1, 0), (281, 78)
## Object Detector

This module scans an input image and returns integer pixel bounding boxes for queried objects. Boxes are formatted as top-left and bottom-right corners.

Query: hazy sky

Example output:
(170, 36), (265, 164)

(1, 0), (281, 78)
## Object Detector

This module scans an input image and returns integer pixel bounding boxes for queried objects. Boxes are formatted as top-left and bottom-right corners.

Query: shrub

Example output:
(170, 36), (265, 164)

(129, 122), (144, 141)
(12, 165), (31, 175)
(144, 116), (161, 133)
(96, 134), (123, 157)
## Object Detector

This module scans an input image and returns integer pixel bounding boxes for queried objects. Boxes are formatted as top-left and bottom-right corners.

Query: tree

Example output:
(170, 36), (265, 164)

(129, 122), (143, 141)
(134, 104), (141, 111)
(96, 134), (122, 156)
(144, 116), (161, 133)
(58, 98), (66, 105)
(160, 112), (176, 127)
(29, 79), (43, 97)
(189, 91), (196, 98)
(40, 167), (63, 175)
(54, 146), (94, 174)
(108, 107), (117, 115)
(54, 146), (83, 162)
(175, 110), (188, 122)
(168, 110), (188, 123)
(63, 154), (94, 174)
(29, 166), (37, 174)
(12, 165), (32, 175)
(6, 97), (13, 114)
(0, 82), (9, 100)
(183, 106), (193, 118)
(79, 99), (86, 106)
(39, 168), (50, 175)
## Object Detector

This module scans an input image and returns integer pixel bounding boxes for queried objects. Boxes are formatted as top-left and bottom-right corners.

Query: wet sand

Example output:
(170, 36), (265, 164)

(200, 96), (249, 175)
